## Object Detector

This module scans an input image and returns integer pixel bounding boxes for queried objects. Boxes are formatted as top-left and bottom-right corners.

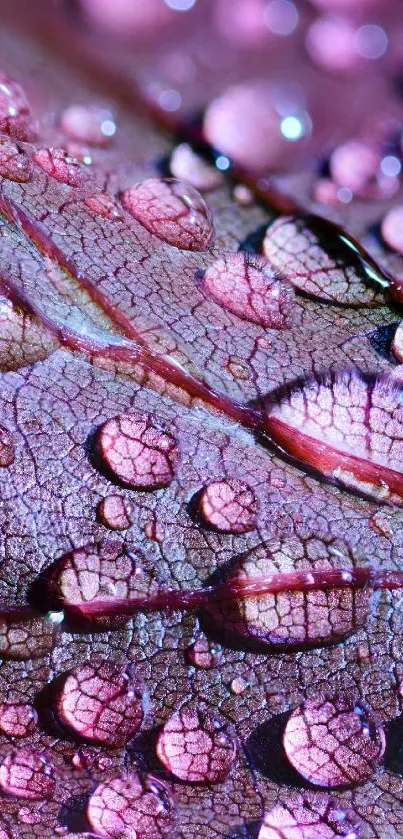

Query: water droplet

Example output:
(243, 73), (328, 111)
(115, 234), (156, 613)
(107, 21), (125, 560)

(0, 74), (32, 140)
(233, 184), (254, 206)
(121, 177), (214, 251)
(60, 104), (116, 146)
(97, 494), (134, 530)
(283, 693), (385, 787)
(305, 16), (360, 72)
(57, 659), (144, 745)
(0, 703), (37, 738)
(0, 613), (53, 660)
(186, 635), (220, 669)
(229, 677), (249, 695)
(330, 140), (381, 198)
(0, 426), (15, 468)
(33, 147), (84, 186)
(202, 252), (294, 328)
(0, 137), (32, 182)
(204, 542), (370, 650)
(156, 707), (236, 783)
(48, 542), (147, 629)
(87, 773), (174, 838)
(96, 412), (180, 490)
(170, 143), (224, 192)
(197, 478), (258, 534)
(0, 749), (55, 800)
(382, 206), (403, 255)
(144, 520), (165, 542)
(259, 794), (361, 838)
(84, 192), (123, 221)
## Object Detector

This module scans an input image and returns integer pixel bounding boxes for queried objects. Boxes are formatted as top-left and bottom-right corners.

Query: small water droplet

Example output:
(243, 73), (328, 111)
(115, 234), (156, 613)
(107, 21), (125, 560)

(33, 147), (85, 186)
(87, 773), (174, 838)
(230, 677), (249, 695)
(186, 635), (220, 669)
(97, 494), (134, 530)
(84, 192), (123, 221)
(0, 702), (37, 738)
(121, 177), (214, 251)
(156, 707), (236, 783)
(283, 692), (385, 787)
(170, 143), (224, 192)
(0, 137), (32, 182)
(0, 426), (15, 468)
(144, 520), (165, 542)
(57, 659), (144, 746)
(60, 104), (116, 146)
(233, 183), (254, 206)
(0, 74), (33, 140)
(96, 412), (180, 490)
(198, 478), (258, 533)
(0, 749), (55, 800)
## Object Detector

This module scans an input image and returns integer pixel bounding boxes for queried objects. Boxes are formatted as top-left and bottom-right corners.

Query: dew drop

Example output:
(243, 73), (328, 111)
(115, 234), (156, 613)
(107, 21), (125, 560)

(144, 520), (165, 542)
(197, 478), (258, 534)
(233, 184), (255, 206)
(229, 677), (249, 695)
(0, 426), (15, 468)
(60, 104), (116, 146)
(156, 707), (236, 783)
(202, 252), (294, 328)
(57, 659), (144, 745)
(283, 693), (385, 787)
(0, 749), (55, 800)
(259, 794), (361, 838)
(0, 74), (32, 140)
(170, 143), (224, 192)
(0, 613), (53, 660)
(0, 137), (32, 182)
(330, 140), (380, 198)
(381, 205), (403, 255)
(97, 494), (134, 530)
(121, 177), (214, 251)
(0, 703), (37, 738)
(96, 412), (180, 490)
(33, 147), (85, 186)
(47, 542), (147, 629)
(84, 192), (123, 221)
(87, 772), (174, 839)
(186, 634), (221, 669)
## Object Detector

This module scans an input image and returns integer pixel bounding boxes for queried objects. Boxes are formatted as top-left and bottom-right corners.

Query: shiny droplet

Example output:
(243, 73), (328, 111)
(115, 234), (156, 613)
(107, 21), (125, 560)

(170, 143), (224, 192)
(60, 104), (116, 146)
(0, 703), (37, 738)
(156, 707), (236, 784)
(33, 147), (84, 186)
(97, 494), (134, 530)
(48, 542), (147, 629)
(229, 677), (249, 695)
(0, 74), (32, 140)
(233, 184), (254, 206)
(87, 773), (174, 838)
(330, 140), (381, 198)
(0, 425), (15, 468)
(144, 520), (165, 542)
(0, 749), (55, 800)
(57, 659), (144, 745)
(84, 192), (123, 221)
(392, 322), (403, 363)
(121, 177), (214, 251)
(382, 205), (403, 255)
(259, 794), (361, 838)
(96, 412), (180, 490)
(283, 693), (385, 787)
(198, 478), (258, 533)
(204, 541), (370, 650)
(202, 252), (294, 328)
(0, 137), (32, 182)
(186, 634), (221, 669)
(0, 613), (53, 660)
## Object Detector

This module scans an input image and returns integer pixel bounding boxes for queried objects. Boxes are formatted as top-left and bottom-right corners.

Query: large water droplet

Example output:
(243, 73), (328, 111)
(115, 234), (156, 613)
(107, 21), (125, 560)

(197, 478), (258, 533)
(156, 707), (236, 784)
(33, 147), (85, 187)
(0, 749), (55, 800)
(202, 252), (294, 328)
(204, 540), (370, 650)
(0, 137), (32, 182)
(283, 693), (385, 787)
(60, 104), (116, 146)
(121, 177), (214, 251)
(259, 793), (361, 838)
(0, 74), (32, 140)
(97, 494), (134, 530)
(0, 703), (37, 738)
(96, 412), (180, 490)
(57, 659), (144, 745)
(47, 542), (146, 629)
(170, 143), (224, 192)
(84, 192), (123, 221)
(87, 773), (174, 838)
(0, 426), (15, 468)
